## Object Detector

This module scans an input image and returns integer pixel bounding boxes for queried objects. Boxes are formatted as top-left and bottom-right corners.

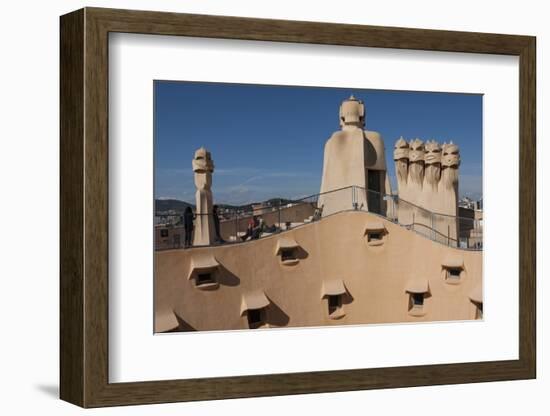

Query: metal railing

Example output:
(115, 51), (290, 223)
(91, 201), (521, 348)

(346, 186), (482, 250)
(155, 186), (483, 251)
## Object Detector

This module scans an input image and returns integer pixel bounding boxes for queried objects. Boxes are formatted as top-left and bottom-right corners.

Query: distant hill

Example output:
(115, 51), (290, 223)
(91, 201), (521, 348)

(155, 197), (300, 214)
(155, 199), (194, 213)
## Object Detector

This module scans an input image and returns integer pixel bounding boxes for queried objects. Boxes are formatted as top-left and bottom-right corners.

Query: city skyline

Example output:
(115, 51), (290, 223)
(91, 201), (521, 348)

(155, 81), (483, 205)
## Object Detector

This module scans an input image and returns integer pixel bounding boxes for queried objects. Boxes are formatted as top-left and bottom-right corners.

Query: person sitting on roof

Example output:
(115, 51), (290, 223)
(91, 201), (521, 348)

(313, 204), (324, 221)
(241, 216), (259, 241)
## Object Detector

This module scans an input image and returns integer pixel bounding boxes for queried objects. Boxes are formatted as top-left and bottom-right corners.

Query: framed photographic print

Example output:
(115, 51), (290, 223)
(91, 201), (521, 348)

(60, 7), (536, 408)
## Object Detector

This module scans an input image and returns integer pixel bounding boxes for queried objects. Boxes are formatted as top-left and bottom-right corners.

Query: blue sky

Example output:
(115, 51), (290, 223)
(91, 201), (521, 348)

(154, 81), (482, 205)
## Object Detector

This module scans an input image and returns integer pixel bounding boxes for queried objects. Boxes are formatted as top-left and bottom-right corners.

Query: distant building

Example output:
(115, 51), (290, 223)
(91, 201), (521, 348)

(475, 198), (483, 210)
(252, 203), (270, 216)
(459, 196), (474, 209)
(155, 212), (182, 227)
(459, 196), (483, 211)
(457, 204), (484, 249)
(155, 225), (185, 250)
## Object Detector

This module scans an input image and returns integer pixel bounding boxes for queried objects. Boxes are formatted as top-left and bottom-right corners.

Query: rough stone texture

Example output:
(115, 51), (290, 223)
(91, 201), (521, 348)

(155, 211), (482, 332)
(318, 96), (391, 216)
(394, 137), (460, 242)
(192, 147), (216, 246)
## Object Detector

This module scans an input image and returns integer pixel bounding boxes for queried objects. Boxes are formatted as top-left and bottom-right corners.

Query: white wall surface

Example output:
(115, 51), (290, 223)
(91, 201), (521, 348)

(0, 0), (546, 414)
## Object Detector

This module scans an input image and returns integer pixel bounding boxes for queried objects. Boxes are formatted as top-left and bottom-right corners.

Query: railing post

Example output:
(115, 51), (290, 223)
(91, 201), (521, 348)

(278, 199), (281, 230)
(234, 210), (238, 242)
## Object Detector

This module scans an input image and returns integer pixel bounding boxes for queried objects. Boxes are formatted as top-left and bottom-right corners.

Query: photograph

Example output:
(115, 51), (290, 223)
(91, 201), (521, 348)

(153, 81), (484, 333)
(50, 4), (539, 409)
